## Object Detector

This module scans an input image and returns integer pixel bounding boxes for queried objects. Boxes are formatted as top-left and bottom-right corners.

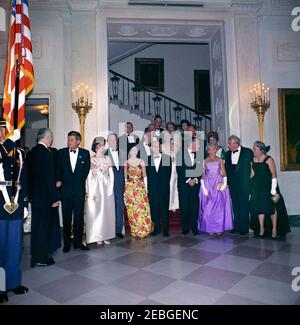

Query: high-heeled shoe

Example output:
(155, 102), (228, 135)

(272, 229), (277, 240)
(259, 229), (265, 238)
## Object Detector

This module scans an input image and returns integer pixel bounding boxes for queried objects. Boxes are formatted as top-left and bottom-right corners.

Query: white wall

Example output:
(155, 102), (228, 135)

(109, 102), (150, 139)
(0, 0), (299, 215)
(233, 7), (300, 215)
(258, 13), (300, 215)
(0, 9), (66, 149)
(110, 43), (210, 110)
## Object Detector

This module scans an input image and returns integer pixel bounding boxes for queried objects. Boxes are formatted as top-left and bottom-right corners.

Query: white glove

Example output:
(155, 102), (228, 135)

(271, 178), (277, 195)
(9, 129), (21, 142)
(24, 207), (29, 219)
(200, 179), (208, 196)
(143, 176), (148, 191)
(219, 177), (227, 191)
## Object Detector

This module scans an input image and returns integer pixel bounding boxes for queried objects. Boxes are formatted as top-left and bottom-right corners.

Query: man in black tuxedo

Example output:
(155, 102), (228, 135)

(57, 131), (90, 252)
(153, 115), (165, 145)
(105, 133), (125, 239)
(225, 135), (253, 235)
(153, 115), (164, 137)
(176, 137), (202, 235)
(119, 122), (140, 164)
(28, 128), (60, 267)
(138, 127), (151, 165)
(146, 138), (171, 237)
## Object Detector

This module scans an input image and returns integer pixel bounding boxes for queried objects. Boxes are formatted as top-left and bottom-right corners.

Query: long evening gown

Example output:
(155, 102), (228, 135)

(198, 160), (233, 233)
(85, 156), (116, 244)
(249, 156), (290, 238)
(162, 132), (181, 211)
(124, 163), (153, 238)
(168, 155), (179, 211)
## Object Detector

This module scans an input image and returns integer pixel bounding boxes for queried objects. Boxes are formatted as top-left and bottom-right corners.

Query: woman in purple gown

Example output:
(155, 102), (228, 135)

(198, 143), (233, 235)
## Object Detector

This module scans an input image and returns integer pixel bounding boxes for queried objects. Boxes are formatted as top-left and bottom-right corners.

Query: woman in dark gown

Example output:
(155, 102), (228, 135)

(250, 141), (290, 239)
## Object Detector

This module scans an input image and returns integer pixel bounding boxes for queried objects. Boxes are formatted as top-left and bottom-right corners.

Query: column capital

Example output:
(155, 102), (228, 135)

(67, 0), (99, 12)
(231, 0), (262, 14)
(59, 10), (72, 24)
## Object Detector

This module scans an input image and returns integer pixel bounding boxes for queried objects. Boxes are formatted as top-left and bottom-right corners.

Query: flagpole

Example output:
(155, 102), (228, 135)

(12, 58), (20, 198)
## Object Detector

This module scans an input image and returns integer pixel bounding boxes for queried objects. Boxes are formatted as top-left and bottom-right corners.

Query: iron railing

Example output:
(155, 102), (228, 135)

(109, 69), (212, 134)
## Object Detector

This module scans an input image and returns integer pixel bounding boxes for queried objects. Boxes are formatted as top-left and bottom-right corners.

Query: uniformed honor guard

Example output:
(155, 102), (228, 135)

(0, 119), (29, 304)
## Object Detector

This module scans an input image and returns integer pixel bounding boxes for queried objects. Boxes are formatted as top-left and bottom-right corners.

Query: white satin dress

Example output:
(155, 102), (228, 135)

(85, 156), (115, 244)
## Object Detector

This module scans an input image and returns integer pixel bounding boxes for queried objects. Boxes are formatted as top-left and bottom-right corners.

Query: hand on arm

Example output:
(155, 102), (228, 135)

(52, 201), (60, 208)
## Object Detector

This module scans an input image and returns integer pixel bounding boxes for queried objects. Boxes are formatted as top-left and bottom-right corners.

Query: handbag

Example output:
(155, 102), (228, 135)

(271, 193), (281, 204)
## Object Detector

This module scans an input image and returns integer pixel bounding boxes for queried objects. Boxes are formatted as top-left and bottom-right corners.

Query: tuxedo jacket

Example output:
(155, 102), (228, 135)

(119, 133), (140, 163)
(176, 148), (202, 187)
(138, 141), (151, 165)
(146, 153), (172, 196)
(28, 143), (59, 209)
(57, 147), (90, 198)
(104, 148), (125, 195)
(225, 146), (253, 192)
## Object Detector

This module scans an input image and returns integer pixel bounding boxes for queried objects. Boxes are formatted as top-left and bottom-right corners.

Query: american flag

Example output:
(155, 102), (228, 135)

(2, 0), (34, 135)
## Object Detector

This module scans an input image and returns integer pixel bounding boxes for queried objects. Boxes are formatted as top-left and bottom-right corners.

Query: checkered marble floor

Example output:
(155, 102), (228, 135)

(6, 228), (300, 305)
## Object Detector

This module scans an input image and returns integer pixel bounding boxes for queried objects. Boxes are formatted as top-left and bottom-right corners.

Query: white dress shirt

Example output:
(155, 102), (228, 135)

(231, 146), (241, 165)
(109, 147), (119, 170)
(69, 147), (79, 172)
(155, 129), (161, 137)
(127, 133), (135, 144)
(153, 153), (162, 172)
(188, 148), (195, 166)
(143, 142), (151, 156)
(186, 149), (198, 184)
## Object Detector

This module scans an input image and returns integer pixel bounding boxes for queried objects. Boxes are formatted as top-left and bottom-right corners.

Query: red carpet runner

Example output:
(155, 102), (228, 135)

(124, 209), (181, 233)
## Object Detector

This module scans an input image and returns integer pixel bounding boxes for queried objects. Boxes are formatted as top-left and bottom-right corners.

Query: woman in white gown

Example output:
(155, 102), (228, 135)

(86, 137), (115, 246)
(162, 123), (181, 211)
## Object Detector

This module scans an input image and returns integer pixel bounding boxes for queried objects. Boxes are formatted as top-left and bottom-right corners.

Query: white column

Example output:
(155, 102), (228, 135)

(71, 9), (97, 149)
(60, 11), (72, 138)
(96, 11), (109, 137)
(232, 3), (261, 147)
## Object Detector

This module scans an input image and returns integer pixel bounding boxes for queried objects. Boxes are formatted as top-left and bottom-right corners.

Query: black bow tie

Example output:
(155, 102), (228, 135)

(154, 155), (161, 159)
(70, 149), (77, 154)
(232, 150), (239, 154)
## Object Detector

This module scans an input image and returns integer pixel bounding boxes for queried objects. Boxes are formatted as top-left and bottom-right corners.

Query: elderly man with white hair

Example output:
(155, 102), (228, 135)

(225, 135), (253, 235)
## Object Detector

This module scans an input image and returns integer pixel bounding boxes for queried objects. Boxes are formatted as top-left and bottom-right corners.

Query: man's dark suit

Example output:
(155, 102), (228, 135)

(104, 148), (125, 235)
(176, 148), (201, 234)
(57, 147), (90, 248)
(118, 133), (140, 164)
(28, 143), (59, 264)
(138, 141), (151, 166)
(146, 153), (171, 235)
(225, 147), (253, 234)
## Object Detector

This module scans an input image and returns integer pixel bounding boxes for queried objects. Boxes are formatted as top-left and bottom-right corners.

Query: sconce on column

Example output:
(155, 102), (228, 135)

(72, 82), (93, 148)
(250, 82), (270, 142)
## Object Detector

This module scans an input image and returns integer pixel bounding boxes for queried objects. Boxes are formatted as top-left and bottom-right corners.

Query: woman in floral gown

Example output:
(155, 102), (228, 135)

(124, 146), (153, 238)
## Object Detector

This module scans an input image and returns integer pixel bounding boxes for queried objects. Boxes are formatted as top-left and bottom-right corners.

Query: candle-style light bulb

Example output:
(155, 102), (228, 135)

(85, 86), (88, 104)
(76, 87), (79, 103)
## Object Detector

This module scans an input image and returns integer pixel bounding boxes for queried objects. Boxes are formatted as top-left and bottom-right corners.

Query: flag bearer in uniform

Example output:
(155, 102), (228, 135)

(0, 119), (29, 304)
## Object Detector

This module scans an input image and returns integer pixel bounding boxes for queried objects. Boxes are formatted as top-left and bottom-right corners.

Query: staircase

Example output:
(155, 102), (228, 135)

(109, 69), (212, 134)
